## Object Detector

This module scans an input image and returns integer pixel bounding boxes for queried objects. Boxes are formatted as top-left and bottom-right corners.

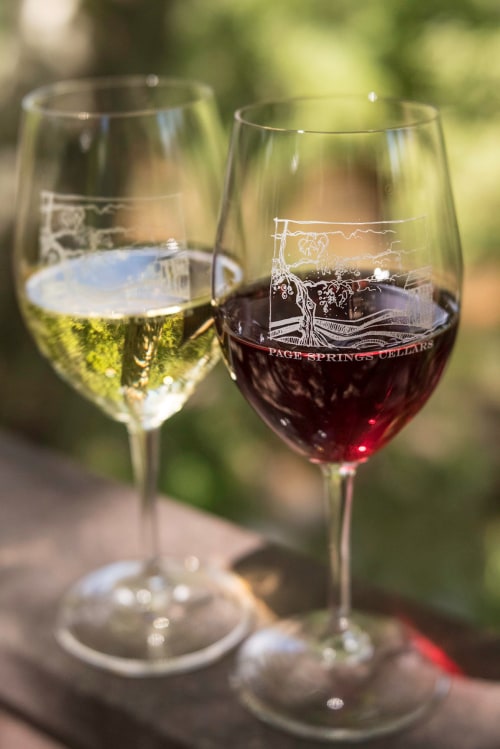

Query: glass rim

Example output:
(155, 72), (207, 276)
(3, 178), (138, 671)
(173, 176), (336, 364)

(235, 93), (440, 134)
(21, 74), (214, 119)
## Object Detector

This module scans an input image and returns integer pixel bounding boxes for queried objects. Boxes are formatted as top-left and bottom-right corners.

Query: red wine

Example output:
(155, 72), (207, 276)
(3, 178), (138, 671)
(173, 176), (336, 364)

(217, 280), (458, 464)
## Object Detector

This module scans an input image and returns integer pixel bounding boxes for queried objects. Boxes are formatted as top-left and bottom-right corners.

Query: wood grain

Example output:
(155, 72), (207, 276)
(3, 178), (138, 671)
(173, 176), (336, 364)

(0, 430), (499, 748)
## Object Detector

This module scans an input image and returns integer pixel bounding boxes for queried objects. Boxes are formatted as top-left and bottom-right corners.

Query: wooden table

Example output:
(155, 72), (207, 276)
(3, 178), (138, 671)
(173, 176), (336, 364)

(0, 430), (499, 748)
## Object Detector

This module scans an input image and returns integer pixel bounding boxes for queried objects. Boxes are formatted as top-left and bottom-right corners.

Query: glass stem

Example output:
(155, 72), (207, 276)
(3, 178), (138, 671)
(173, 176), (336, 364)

(128, 426), (161, 565)
(321, 462), (357, 635)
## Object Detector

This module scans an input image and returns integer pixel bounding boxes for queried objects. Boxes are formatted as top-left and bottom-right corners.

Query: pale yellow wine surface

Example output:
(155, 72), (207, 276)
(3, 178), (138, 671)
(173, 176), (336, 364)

(21, 248), (219, 429)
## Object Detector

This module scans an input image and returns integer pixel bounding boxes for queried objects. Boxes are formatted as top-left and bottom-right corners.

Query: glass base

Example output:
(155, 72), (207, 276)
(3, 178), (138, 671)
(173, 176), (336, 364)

(56, 557), (255, 676)
(232, 610), (450, 741)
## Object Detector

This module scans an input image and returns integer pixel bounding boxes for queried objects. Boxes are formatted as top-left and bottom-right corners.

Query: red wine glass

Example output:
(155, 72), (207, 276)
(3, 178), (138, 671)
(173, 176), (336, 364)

(212, 94), (462, 740)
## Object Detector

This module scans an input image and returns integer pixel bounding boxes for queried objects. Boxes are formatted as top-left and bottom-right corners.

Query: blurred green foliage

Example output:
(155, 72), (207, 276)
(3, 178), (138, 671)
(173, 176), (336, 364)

(0, 0), (499, 629)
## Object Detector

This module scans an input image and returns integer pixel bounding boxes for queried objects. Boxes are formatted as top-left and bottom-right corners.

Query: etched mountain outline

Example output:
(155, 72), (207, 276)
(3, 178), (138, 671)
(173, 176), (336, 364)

(39, 191), (190, 302)
(270, 217), (435, 349)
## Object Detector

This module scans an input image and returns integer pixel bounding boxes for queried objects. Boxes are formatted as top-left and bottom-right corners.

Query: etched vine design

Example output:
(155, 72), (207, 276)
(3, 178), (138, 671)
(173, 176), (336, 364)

(38, 190), (191, 304)
(270, 218), (432, 348)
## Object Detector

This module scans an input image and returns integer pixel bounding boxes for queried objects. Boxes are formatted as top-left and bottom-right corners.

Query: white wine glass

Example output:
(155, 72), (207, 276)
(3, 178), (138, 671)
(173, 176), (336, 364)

(213, 94), (462, 740)
(14, 75), (254, 676)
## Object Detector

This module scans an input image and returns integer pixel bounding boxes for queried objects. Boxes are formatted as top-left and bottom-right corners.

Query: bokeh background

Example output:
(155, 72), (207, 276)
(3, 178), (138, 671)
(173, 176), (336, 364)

(1, 0), (499, 628)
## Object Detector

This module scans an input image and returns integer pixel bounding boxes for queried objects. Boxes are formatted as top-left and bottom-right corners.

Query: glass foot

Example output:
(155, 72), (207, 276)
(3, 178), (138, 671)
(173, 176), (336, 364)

(56, 557), (255, 675)
(232, 610), (451, 741)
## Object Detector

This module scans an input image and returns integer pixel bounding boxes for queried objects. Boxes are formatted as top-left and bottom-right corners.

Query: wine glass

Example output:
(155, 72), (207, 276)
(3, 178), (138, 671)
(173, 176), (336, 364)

(14, 75), (254, 676)
(213, 94), (462, 740)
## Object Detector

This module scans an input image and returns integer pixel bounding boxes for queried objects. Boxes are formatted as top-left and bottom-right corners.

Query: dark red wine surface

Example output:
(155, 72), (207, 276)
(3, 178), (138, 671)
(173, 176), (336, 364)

(217, 281), (458, 464)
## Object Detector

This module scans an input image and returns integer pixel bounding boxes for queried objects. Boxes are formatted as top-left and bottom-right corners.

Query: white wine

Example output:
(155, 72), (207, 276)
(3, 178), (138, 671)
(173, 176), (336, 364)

(21, 247), (219, 430)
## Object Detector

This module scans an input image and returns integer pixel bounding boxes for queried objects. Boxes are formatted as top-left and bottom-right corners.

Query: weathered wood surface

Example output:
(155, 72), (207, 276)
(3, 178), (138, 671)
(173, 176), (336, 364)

(0, 429), (499, 749)
(0, 707), (67, 749)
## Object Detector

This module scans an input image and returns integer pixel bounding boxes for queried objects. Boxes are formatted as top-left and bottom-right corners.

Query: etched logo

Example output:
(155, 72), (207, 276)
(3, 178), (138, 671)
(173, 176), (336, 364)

(270, 217), (438, 350)
(38, 191), (190, 306)
(40, 191), (185, 261)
